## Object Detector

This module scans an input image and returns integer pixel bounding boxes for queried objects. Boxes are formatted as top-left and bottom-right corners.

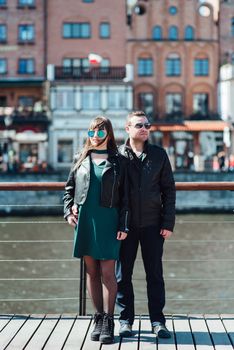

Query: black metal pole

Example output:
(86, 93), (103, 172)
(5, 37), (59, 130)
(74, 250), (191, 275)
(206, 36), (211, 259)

(79, 258), (86, 315)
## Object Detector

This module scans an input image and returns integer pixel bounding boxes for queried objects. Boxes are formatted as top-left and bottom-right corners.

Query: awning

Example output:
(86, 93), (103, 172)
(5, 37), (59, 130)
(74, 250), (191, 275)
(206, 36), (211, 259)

(151, 121), (232, 132)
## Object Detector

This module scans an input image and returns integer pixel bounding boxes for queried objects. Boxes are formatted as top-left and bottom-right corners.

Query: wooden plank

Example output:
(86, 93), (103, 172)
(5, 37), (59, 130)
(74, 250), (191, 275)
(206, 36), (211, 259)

(173, 315), (195, 350)
(158, 317), (176, 350)
(3, 314), (44, 350)
(24, 314), (60, 350)
(205, 314), (233, 350)
(119, 317), (140, 350)
(139, 316), (156, 350)
(63, 316), (91, 350)
(0, 314), (29, 350)
(189, 314), (214, 350)
(42, 314), (76, 350)
(221, 314), (234, 348)
(0, 315), (13, 332)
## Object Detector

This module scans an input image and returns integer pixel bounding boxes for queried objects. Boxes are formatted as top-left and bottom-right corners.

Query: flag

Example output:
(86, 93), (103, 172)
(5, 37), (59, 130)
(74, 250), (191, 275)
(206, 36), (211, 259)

(88, 53), (102, 65)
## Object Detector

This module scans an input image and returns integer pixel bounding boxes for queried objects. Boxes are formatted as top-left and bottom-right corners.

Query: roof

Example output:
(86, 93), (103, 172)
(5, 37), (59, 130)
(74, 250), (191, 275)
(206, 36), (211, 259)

(150, 121), (232, 132)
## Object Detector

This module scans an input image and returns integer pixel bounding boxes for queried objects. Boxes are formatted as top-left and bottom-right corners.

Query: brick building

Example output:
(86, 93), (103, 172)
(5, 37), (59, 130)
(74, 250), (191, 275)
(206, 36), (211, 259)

(46, 0), (133, 169)
(0, 0), (232, 172)
(0, 0), (49, 173)
(125, 0), (229, 170)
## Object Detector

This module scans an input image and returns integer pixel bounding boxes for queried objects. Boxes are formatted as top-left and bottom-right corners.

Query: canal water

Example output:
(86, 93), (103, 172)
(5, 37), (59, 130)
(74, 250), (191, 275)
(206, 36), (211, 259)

(0, 214), (233, 315)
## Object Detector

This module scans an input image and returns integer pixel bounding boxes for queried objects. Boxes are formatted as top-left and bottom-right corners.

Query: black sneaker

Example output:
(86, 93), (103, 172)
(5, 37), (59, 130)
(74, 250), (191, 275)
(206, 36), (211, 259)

(90, 312), (103, 341)
(99, 313), (115, 344)
(152, 323), (171, 338)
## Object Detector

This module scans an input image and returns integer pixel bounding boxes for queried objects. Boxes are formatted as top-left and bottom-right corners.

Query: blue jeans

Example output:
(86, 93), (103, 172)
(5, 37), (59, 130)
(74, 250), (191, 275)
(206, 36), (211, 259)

(116, 225), (165, 325)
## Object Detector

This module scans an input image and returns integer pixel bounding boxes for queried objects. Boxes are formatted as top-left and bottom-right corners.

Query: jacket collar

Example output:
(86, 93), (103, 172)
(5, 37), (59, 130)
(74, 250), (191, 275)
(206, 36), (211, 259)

(123, 138), (148, 161)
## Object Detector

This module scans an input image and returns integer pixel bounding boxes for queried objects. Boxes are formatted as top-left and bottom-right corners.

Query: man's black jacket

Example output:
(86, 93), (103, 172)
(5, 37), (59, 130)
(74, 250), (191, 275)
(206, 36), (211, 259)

(119, 140), (176, 231)
(63, 151), (130, 233)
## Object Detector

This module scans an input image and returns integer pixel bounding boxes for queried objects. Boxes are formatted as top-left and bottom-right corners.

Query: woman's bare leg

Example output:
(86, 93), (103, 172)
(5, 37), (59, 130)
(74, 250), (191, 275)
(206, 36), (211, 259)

(84, 255), (103, 313)
(100, 260), (117, 315)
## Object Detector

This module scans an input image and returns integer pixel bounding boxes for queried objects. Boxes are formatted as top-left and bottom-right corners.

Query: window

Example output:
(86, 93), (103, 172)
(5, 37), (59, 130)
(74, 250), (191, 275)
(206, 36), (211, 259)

(138, 93), (154, 120)
(108, 91), (126, 109)
(18, 96), (34, 107)
(184, 26), (194, 40)
(63, 23), (91, 38)
(82, 90), (100, 109)
(99, 22), (110, 38)
(194, 58), (209, 76)
(83, 0), (94, 2)
(0, 24), (7, 42)
(0, 59), (7, 74)
(231, 52), (234, 64)
(232, 18), (234, 37)
(18, 0), (35, 5)
(18, 25), (35, 42)
(58, 140), (73, 163)
(168, 26), (178, 40)
(18, 58), (35, 74)
(63, 57), (90, 73)
(0, 96), (7, 107)
(138, 58), (153, 76)
(100, 58), (110, 73)
(0, 0), (7, 6)
(55, 90), (74, 110)
(152, 26), (162, 40)
(168, 6), (177, 15)
(166, 93), (182, 114)
(166, 55), (181, 76)
(193, 93), (209, 115)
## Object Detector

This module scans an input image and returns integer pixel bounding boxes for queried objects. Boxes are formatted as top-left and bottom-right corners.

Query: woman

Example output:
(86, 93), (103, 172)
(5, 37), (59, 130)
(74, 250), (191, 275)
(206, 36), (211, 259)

(63, 116), (129, 344)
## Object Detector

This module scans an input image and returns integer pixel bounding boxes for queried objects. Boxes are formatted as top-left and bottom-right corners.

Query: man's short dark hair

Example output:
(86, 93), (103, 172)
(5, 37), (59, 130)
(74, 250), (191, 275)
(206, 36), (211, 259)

(126, 110), (147, 124)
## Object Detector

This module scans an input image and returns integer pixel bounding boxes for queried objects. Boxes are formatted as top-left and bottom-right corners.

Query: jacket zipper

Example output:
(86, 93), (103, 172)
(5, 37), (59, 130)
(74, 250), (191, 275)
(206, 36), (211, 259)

(124, 210), (129, 232)
(110, 164), (116, 207)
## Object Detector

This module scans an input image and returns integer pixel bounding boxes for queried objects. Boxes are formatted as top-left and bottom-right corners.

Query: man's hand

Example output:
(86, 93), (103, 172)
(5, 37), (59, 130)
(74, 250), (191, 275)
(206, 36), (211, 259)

(67, 214), (78, 227)
(117, 231), (128, 240)
(160, 229), (172, 239)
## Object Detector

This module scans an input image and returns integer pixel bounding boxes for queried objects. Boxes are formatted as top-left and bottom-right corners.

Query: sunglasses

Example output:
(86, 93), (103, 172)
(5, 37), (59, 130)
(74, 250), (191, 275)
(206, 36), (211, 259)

(88, 129), (107, 138)
(130, 123), (151, 130)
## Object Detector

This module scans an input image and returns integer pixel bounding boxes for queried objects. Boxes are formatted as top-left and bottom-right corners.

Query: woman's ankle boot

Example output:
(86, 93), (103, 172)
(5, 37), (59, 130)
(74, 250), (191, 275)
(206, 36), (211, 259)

(99, 313), (115, 344)
(90, 312), (103, 341)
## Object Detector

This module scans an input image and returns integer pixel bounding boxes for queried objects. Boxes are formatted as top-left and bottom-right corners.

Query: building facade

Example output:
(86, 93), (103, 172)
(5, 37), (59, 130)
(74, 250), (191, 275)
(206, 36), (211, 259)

(125, 0), (226, 170)
(46, 0), (133, 170)
(0, 0), (49, 173)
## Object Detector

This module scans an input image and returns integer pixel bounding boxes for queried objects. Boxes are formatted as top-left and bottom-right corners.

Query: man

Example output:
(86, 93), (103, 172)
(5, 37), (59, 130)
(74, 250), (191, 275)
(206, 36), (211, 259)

(116, 111), (176, 338)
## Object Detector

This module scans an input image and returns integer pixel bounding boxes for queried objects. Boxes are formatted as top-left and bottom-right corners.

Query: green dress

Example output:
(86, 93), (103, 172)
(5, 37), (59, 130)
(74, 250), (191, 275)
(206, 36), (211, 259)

(73, 159), (120, 260)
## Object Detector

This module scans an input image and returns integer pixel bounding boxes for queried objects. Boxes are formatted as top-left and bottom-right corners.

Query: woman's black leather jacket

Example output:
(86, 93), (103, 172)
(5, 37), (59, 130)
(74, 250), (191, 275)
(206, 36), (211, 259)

(63, 151), (130, 233)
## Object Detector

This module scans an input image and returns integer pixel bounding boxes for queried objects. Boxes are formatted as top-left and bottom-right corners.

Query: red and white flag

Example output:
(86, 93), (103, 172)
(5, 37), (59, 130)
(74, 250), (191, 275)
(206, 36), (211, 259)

(88, 53), (102, 65)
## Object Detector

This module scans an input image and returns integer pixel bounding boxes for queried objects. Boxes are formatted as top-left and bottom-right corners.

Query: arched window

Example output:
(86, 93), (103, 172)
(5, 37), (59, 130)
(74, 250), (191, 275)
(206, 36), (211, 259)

(168, 26), (178, 40)
(152, 26), (162, 40)
(184, 26), (194, 40)
(138, 57), (153, 76)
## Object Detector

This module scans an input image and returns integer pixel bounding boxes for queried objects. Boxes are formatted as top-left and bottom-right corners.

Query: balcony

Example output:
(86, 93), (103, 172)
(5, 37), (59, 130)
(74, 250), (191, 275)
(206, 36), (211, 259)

(0, 106), (50, 128)
(54, 66), (126, 81)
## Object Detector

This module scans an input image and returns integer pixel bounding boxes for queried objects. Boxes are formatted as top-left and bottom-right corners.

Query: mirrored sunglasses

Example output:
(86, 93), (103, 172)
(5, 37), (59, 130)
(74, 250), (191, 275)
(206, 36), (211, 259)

(88, 129), (106, 138)
(131, 123), (151, 130)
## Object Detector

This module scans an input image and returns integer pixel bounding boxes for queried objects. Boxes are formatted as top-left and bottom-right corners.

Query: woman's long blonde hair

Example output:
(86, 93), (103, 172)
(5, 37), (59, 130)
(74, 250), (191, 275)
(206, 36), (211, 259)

(73, 116), (117, 170)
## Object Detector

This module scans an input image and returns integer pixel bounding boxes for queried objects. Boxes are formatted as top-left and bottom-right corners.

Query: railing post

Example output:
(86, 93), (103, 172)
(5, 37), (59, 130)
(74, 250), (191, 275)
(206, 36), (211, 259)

(79, 257), (87, 316)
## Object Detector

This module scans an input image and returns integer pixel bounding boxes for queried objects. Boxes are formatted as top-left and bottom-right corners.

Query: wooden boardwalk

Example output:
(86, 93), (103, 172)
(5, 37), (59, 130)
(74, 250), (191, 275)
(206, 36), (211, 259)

(0, 314), (234, 349)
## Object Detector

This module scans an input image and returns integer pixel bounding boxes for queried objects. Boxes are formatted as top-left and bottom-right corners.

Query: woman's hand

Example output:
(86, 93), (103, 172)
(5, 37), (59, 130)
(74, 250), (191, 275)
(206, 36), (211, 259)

(67, 214), (78, 227)
(72, 204), (78, 218)
(117, 231), (128, 240)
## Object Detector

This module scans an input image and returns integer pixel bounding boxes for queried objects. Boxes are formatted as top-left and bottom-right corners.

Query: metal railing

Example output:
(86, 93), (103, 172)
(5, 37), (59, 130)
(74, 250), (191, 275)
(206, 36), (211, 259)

(0, 182), (233, 316)
(54, 66), (126, 81)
